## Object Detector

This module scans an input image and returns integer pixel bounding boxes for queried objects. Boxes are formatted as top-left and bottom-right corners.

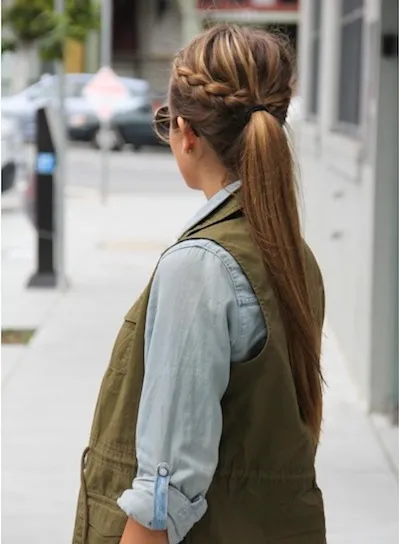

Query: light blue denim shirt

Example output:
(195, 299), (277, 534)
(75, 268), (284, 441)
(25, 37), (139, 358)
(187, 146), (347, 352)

(118, 182), (267, 543)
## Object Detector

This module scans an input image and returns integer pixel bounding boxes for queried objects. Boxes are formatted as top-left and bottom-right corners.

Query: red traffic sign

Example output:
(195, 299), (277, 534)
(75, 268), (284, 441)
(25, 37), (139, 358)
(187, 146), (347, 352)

(83, 67), (129, 122)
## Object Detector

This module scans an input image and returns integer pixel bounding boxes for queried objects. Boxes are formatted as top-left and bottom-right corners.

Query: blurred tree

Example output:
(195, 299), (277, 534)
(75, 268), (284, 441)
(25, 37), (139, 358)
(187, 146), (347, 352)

(2, 0), (99, 91)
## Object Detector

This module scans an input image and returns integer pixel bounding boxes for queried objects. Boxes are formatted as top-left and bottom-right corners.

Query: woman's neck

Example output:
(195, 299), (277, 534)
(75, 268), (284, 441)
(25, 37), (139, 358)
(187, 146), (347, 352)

(200, 171), (236, 200)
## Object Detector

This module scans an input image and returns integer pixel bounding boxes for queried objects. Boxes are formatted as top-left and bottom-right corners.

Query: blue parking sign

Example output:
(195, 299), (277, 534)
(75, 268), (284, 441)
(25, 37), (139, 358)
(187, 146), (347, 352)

(36, 152), (56, 175)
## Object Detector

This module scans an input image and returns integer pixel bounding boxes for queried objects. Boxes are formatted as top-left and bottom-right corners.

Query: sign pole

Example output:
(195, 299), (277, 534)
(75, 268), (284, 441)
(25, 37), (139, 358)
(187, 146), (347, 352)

(83, 69), (129, 162)
(100, 0), (113, 205)
(100, 120), (110, 204)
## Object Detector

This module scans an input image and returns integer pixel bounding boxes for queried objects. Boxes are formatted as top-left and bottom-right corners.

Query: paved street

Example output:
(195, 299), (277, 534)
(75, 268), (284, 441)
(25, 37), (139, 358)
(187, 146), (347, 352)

(24, 144), (186, 194)
(2, 146), (398, 543)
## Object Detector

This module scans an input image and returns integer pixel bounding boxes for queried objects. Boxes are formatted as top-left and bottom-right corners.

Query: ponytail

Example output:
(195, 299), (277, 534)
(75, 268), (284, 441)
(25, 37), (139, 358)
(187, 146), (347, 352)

(240, 110), (323, 443)
(169, 23), (324, 440)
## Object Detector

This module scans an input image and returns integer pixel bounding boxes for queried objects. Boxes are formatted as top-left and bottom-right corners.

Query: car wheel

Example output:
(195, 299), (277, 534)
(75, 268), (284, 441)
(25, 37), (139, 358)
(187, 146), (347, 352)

(93, 127), (124, 151)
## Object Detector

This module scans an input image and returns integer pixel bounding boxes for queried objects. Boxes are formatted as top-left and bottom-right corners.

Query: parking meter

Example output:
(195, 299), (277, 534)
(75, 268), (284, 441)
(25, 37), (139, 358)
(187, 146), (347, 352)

(27, 107), (57, 288)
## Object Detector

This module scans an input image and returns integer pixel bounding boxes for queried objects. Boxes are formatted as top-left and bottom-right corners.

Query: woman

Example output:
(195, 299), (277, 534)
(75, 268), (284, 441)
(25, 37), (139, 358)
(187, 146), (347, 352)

(73, 24), (326, 544)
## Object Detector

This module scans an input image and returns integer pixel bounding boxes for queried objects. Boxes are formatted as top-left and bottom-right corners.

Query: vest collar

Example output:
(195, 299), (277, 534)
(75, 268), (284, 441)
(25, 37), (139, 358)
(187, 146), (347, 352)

(180, 185), (243, 240)
(179, 181), (242, 239)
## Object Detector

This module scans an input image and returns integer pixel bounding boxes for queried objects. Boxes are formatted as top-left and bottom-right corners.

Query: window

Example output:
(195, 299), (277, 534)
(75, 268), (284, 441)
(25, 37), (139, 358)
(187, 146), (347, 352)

(198, 0), (248, 8)
(308, 0), (322, 116)
(337, 0), (364, 126)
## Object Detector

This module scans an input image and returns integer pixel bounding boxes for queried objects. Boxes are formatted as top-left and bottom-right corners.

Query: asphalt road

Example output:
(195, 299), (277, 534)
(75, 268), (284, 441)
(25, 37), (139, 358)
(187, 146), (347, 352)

(24, 143), (190, 195)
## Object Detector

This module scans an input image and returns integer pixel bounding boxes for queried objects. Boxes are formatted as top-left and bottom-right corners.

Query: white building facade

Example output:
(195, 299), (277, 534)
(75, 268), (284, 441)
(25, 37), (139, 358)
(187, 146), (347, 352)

(298, 0), (398, 423)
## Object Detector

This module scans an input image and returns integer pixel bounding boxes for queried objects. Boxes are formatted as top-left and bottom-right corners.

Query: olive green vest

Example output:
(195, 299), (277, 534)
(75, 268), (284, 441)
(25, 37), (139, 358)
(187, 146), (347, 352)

(72, 192), (326, 544)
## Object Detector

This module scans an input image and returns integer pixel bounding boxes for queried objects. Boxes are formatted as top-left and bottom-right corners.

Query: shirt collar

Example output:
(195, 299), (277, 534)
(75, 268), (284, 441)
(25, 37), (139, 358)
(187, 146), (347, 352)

(180, 180), (242, 237)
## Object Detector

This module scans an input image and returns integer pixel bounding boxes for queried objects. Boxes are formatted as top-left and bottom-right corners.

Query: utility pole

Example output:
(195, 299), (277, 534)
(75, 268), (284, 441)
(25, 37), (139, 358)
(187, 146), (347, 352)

(99, 0), (113, 204)
(55, 0), (67, 289)
(101, 0), (113, 67)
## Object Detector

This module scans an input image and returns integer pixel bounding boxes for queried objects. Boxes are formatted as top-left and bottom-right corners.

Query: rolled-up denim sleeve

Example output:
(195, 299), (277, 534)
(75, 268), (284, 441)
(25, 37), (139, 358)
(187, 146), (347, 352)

(117, 240), (239, 544)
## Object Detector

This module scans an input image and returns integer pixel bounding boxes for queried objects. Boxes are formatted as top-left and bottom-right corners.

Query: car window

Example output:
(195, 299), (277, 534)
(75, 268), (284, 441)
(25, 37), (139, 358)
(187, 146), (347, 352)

(25, 81), (55, 100)
(23, 77), (89, 100)
(124, 80), (149, 99)
(128, 87), (148, 98)
(66, 79), (88, 97)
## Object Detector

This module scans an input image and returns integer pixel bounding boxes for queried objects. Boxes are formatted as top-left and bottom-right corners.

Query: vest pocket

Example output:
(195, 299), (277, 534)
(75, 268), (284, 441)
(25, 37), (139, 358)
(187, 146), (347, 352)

(107, 293), (145, 375)
(108, 319), (137, 375)
(87, 495), (127, 543)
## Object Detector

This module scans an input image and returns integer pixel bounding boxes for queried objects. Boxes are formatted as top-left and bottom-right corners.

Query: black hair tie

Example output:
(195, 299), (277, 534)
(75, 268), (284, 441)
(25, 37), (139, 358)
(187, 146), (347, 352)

(245, 104), (284, 126)
(245, 104), (269, 123)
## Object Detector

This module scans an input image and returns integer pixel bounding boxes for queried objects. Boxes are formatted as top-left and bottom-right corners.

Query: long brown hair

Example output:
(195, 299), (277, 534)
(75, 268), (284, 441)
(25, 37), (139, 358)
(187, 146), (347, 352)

(165, 24), (323, 442)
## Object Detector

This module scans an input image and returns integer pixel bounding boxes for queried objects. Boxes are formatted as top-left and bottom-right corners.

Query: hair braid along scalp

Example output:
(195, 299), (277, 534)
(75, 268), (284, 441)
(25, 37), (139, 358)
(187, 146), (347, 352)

(175, 65), (252, 106)
(171, 25), (293, 114)
(169, 24), (324, 444)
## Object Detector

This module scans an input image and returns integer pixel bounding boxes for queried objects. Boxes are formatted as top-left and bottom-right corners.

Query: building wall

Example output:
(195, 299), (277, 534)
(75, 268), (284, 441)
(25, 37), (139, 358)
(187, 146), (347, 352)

(65, 40), (85, 73)
(110, 0), (183, 91)
(110, 0), (299, 90)
(85, 31), (100, 74)
(135, 0), (182, 92)
(198, 0), (299, 24)
(2, 47), (41, 95)
(370, 0), (398, 415)
(298, 0), (397, 417)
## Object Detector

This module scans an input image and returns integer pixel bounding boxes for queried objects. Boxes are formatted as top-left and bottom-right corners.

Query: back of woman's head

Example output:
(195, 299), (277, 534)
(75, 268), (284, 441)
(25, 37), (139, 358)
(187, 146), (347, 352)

(168, 24), (323, 443)
(170, 24), (292, 173)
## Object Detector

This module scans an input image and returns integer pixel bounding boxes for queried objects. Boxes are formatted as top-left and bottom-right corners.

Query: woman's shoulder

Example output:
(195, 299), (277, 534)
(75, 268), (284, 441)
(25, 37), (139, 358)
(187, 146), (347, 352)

(160, 239), (258, 307)
(163, 238), (235, 261)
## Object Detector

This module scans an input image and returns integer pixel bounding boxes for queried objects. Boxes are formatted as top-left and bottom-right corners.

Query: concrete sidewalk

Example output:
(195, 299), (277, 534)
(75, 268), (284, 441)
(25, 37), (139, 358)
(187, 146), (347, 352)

(2, 189), (398, 544)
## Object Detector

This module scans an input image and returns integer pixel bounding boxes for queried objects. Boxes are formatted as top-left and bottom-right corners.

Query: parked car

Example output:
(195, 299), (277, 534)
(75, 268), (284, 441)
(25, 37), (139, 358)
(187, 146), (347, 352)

(1, 73), (162, 151)
(1, 115), (24, 193)
(1, 75), (55, 142)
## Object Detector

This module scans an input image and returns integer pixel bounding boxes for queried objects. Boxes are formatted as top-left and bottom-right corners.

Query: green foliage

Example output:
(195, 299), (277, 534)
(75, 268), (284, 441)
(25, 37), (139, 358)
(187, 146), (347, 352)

(2, 0), (100, 60)
(2, 0), (56, 43)
(66, 0), (100, 41)
(1, 37), (17, 53)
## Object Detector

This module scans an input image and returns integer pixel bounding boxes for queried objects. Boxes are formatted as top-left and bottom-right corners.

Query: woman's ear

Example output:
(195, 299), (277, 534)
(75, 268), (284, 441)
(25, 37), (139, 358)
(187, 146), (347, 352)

(177, 116), (197, 154)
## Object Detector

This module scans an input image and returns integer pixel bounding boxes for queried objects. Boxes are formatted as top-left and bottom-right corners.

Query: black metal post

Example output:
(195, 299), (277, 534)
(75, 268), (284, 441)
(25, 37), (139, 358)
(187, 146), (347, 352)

(27, 107), (57, 288)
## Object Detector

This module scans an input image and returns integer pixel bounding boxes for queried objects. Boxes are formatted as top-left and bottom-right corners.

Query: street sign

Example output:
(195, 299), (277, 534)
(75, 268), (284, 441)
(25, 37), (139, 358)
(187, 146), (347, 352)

(83, 66), (129, 122)
(83, 67), (129, 204)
